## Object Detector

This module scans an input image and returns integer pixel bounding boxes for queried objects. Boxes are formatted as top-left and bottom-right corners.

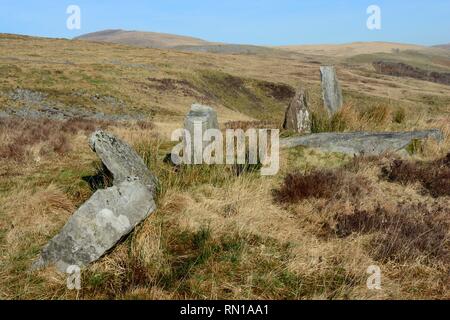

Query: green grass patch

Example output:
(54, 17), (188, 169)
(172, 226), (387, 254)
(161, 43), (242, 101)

(191, 69), (290, 121)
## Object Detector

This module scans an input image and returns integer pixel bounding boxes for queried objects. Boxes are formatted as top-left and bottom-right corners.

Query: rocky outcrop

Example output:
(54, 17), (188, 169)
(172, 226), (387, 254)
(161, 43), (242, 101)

(373, 61), (450, 86)
(283, 88), (311, 134)
(280, 129), (443, 156)
(0, 105), (143, 122)
(2, 88), (141, 121)
(32, 131), (157, 272)
(320, 66), (343, 115)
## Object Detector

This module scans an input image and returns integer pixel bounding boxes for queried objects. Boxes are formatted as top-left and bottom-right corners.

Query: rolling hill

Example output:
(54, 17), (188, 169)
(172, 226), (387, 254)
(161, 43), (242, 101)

(434, 43), (450, 50)
(74, 29), (295, 56)
(277, 42), (425, 57)
(74, 29), (210, 48)
(75, 30), (450, 65)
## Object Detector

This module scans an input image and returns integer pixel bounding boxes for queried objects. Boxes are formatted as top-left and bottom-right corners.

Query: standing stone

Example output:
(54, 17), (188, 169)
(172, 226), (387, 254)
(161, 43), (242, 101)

(283, 88), (311, 134)
(32, 131), (158, 272)
(184, 104), (219, 163)
(320, 66), (343, 115)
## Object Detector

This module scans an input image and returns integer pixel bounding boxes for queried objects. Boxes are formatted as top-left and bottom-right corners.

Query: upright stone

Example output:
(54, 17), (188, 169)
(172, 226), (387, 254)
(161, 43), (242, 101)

(184, 104), (219, 163)
(320, 66), (343, 115)
(283, 88), (311, 134)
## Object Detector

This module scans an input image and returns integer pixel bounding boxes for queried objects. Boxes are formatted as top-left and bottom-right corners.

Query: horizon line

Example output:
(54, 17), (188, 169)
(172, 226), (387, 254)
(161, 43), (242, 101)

(2, 30), (447, 48)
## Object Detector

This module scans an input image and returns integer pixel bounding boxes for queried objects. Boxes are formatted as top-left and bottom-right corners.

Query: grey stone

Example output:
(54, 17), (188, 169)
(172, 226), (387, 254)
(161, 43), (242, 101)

(320, 66), (343, 115)
(283, 88), (311, 134)
(32, 131), (158, 271)
(91, 94), (126, 109)
(9, 88), (46, 104)
(184, 104), (219, 162)
(184, 103), (219, 132)
(89, 131), (158, 192)
(31, 179), (156, 271)
(280, 129), (443, 156)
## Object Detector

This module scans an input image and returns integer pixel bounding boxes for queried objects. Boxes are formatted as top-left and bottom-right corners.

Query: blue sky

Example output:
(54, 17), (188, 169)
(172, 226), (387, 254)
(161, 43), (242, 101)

(0, 0), (449, 45)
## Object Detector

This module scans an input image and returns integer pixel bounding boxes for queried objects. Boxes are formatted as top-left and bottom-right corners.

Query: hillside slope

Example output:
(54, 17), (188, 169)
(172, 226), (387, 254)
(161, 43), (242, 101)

(434, 43), (450, 50)
(0, 33), (449, 301)
(2, 33), (450, 124)
(277, 42), (425, 57)
(74, 29), (295, 56)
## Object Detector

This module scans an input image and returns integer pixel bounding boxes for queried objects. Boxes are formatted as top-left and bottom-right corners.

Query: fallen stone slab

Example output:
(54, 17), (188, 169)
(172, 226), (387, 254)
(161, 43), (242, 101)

(32, 131), (158, 271)
(89, 130), (158, 192)
(280, 129), (443, 156)
(320, 66), (343, 115)
(32, 178), (156, 272)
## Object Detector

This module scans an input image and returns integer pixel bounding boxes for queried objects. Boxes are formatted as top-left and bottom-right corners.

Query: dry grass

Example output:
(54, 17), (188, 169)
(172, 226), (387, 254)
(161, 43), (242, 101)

(269, 154), (449, 299)
(311, 102), (405, 133)
(0, 118), (111, 161)
(332, 203), (449, 264)
(1, 127), (449, 299)
(382, 153), (450, 197)
(0, 34), (449, 300)
(224, 120), (279, 131)
(274, 169), (371, 204)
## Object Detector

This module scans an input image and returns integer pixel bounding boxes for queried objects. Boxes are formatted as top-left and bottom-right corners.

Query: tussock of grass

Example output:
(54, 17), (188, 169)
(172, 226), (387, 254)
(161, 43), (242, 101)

(0, 118), (111, 161)
(382, 153), (450, 197)
(311, 103), (398, 133)
(225, 120), (279, 130)
(332, 203), (449, 264)
(274, 169), (370, 204)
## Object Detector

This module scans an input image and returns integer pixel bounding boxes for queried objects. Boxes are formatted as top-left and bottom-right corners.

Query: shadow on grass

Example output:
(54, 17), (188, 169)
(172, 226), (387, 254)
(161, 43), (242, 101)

(82, 163), (113, 192)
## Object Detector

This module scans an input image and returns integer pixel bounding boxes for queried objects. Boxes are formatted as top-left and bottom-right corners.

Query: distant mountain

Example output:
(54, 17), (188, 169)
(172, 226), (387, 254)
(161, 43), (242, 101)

(433, 44), (450, 50)
(74, 29), (210, 48)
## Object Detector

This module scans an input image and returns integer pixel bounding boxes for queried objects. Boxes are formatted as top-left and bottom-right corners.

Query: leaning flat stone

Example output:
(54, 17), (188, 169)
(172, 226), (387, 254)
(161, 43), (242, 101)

(320, 66), (343, 115)
(89, 131), (158, 192)
(280, 130), (443, 156)
(31, 179), (156, 272)
(32, 131), (158, 272)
